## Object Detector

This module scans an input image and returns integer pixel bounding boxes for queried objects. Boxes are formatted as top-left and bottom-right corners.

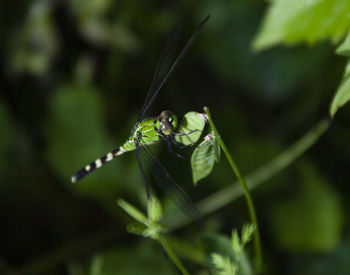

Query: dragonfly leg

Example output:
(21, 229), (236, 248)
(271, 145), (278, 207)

(172, 129), (200, 148)
(173, 129), (200, 136)
(170, 135), (195, 149)
(167, 137), (185, 159)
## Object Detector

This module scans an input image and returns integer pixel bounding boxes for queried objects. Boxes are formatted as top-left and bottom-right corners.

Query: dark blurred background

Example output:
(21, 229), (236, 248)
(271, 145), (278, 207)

(1, 0), (350, 274)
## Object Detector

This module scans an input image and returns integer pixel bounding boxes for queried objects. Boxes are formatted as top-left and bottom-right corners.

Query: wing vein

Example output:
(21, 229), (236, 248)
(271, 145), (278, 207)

(138, 15), (210, 121)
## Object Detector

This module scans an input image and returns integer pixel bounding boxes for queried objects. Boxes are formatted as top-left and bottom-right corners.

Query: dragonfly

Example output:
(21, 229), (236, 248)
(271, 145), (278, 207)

(71, 15), (209, 223)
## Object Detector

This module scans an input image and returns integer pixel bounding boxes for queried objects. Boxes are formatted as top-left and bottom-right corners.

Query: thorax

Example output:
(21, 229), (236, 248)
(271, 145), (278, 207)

(133, 118), (160, 141)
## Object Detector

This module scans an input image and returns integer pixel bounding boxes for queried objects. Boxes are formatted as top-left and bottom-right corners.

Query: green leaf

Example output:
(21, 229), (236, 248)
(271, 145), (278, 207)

(117, 199), (148, 225)
(344, 59), (350, 78)
(231, 224), (255, 256)
(253, 0), (350, 51)
(142, 226), (163, 240)
(336, 31), (350, 56)
(269, 162), (344, 252)
(126, 223), (147, 236)
(330, 65), (350, 117)
(175, 112), (206, 146)
(201, 233), (252, 275)
(119, 199), (164, 240)
(241, 224), (255, 246)
(231, 230), (241, 256)
(191, 134), (220, 184)
(211, 253), (237, 275)
(147, 197), (162, 223)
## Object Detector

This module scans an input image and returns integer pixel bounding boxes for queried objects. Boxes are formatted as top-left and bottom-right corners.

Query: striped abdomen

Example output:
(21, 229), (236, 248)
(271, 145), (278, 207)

(71, 119), (161, 183)
(71, 147), (125, 183)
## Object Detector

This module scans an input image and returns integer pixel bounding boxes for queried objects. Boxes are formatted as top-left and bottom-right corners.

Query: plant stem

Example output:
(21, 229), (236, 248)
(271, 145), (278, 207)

(158, 236), (190, 275)
(204, 106), (263, 273)
(166, 118), (330, 231)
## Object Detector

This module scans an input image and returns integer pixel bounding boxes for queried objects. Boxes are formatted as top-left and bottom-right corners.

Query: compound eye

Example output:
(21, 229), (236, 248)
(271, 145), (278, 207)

(161, 111), (169, 119)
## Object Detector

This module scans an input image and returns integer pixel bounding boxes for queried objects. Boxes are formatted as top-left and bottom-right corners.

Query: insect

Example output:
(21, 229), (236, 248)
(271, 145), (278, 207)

(71, 15), (209, 222)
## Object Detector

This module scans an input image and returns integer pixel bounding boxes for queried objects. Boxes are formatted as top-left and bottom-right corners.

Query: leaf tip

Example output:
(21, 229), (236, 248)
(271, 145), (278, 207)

(116, 198), (124, 206)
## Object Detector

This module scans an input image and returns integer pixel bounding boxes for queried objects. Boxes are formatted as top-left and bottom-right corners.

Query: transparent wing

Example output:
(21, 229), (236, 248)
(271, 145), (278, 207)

(138, 15), (210, 121)
(138, 21), (182, 121)
(138, 137), (202, 224)
(135, 133), (152, 200)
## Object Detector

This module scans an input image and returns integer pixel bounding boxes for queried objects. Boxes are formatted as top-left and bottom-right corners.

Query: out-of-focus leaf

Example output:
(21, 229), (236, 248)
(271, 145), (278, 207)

(336, 31), (350, 56)
(240, 224), (255, 246)
(344, 60), (350, 78)
(334, 30), (350, 117)
(201, 0), (331, 105)
(269, 162), (344, 252)
(330, 64), (350, 117)
(117, 199), (147, 224)
(111, 23), (141, 54)
(47, 83), (107, 176)
(9, 0), (58, 75)
(211, 253), (237, 275)
(147, 197), (162, 222)
(191, 134), (220, 184)
(119, 199), (163, 240)
(70, 0), (130, 49)
(70, 0), (110, 43)
(231, 224), (255, 256)
(175, 112), (206, 146)
(71, 0), (111, 18)
(126, 223), (147, 236)
(253, 0), (350, 50)
(47, 83), (127, 203)
(201, 233), (252, 275)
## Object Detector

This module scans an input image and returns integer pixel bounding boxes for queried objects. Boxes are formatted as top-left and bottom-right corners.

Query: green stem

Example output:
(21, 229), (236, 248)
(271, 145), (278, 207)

(204, 106), (263, 273)
(158, 236), (190, 275)
(166, 118), (330, 230)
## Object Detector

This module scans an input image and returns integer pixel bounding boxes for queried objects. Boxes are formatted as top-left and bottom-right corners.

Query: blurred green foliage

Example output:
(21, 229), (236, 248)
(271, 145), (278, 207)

(253, 0), (350, 49)
(1, 0), (350, 274)
(269, 161), (344, 252)
(9, 1), (58, 75)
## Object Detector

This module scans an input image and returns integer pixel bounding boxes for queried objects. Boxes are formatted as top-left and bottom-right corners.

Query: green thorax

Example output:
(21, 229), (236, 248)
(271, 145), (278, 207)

(119, 111), (178, 153)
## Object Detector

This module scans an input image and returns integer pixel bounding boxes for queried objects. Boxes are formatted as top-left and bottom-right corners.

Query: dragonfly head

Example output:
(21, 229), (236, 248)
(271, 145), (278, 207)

(159, 110), (178, 136)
